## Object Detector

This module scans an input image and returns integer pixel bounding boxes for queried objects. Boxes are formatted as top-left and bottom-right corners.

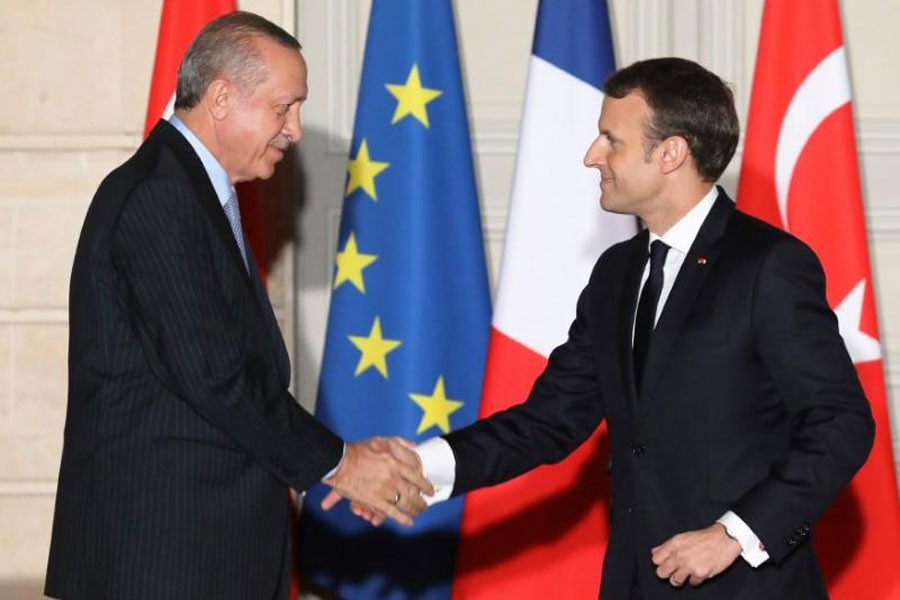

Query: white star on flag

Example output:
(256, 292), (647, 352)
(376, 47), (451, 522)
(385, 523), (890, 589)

(835, 279), (881, 364)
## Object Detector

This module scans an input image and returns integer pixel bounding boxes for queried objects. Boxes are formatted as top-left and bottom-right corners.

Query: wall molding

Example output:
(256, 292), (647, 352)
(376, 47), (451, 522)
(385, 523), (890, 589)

(0, 119), (896, 159)
(868, 207), (900, 240)
(0, 309), (68, 324)
(0, 134), (140, 152)
(0, 479), (56, 497)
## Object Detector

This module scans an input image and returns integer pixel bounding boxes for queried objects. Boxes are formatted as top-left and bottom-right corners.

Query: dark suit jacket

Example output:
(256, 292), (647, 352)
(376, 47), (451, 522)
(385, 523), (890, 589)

(45, 120), (343, 600)
(445, 191), (874, 599)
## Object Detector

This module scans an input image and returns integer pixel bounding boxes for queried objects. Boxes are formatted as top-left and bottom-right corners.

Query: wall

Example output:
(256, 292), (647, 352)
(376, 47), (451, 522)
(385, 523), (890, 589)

(0, 1), (897, 596)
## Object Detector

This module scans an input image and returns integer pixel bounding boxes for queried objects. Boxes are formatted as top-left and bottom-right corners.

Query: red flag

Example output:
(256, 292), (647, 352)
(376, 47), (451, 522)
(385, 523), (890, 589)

(144, 1), (289, 596)
(144, 0), (234, 138)
(737, 1), (900, 597)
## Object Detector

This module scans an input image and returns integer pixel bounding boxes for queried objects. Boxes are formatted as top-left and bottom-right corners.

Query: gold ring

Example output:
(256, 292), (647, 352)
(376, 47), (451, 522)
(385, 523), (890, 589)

(390, 491), (401, 505)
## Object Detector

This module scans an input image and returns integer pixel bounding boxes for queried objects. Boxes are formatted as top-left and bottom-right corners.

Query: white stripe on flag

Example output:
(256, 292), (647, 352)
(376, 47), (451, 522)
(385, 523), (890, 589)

(493, 56), (636, 357)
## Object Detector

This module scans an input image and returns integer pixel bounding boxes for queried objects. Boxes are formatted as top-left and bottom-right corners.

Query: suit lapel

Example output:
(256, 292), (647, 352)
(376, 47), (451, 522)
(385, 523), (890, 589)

(637, 190), (735, 409)
(617, 230), (649, 410)
(246, 245), (292, 383)
(151, 120), (254, 292)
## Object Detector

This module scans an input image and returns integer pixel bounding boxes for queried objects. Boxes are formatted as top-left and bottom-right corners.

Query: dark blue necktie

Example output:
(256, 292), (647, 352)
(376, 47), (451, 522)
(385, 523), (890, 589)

(633, 240), (669, 392)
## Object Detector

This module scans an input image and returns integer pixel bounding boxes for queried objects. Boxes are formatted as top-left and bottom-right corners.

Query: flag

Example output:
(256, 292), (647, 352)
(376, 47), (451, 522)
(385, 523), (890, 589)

(144, 0), (233, 138)
(297, 1), (490, 598)
(737, 1), (900, 597)
(451, 1), (636, 597)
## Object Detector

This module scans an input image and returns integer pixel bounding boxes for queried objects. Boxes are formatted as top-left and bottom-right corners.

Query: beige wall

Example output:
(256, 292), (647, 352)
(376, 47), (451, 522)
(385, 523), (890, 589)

(1, 0), (898, 596)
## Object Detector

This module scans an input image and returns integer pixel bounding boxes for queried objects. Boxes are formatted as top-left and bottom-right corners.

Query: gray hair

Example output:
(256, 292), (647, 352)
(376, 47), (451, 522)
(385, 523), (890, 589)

(174, 11), (301, 110)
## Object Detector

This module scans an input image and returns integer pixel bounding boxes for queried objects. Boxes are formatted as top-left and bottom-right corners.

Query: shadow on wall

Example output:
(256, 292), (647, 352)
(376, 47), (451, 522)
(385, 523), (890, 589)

(0, 580), (44, 599)
(258, 125), (353, 409)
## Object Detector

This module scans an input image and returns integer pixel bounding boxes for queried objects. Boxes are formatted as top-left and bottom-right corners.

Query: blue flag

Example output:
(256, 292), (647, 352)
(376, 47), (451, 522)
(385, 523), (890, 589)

(298, 1), (490, 598)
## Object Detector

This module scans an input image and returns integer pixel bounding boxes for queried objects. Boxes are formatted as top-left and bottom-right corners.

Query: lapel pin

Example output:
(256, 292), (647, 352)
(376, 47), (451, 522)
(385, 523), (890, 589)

(697, 257), (708, 265)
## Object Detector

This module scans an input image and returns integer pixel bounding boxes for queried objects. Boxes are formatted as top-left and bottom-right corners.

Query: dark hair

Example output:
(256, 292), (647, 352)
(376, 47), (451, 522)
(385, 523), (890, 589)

(603, 57), (739, 182)
(175, 11), (301, 110)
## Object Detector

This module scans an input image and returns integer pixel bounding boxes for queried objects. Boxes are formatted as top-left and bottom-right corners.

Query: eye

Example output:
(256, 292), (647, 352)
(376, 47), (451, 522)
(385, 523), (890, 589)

(276, 104), (290, 116)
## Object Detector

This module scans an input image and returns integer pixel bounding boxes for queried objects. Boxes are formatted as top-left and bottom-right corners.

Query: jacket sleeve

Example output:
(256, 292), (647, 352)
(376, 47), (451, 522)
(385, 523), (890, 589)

(732, 237), (874, 563)
(445, 262), (606, 496)
(112, 177), (344, 492)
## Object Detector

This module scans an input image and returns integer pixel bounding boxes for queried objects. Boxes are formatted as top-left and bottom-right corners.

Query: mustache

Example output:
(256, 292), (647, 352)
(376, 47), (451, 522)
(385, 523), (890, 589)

(270, 137), (292, 151)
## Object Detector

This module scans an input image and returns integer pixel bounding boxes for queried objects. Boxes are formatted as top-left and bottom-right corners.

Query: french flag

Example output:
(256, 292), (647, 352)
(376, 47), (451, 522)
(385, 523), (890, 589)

(451, 1), (635, 597)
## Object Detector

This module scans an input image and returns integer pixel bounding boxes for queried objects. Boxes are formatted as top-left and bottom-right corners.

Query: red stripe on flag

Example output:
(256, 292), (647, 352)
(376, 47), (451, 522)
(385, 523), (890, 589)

(452, 328), (608, 599)
(738, 2), (900, 597)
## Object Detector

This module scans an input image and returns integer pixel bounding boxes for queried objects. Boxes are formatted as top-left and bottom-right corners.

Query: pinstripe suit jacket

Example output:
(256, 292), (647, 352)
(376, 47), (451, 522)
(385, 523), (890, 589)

(45, 120), (343, 600)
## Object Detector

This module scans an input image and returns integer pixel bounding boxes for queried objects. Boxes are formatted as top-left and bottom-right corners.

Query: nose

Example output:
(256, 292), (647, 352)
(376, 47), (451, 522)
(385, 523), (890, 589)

(284, 106), (303, 143)
(583, 136), (605, 168)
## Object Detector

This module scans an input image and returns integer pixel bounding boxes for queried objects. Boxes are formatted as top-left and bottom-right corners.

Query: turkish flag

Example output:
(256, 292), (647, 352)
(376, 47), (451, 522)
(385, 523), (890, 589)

(737, 1), (900, 597)
(144, 1), (291, 596)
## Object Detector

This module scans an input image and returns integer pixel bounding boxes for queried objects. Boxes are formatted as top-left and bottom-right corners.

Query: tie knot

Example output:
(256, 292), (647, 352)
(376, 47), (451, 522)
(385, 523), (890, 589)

(649, 240), (669, 267)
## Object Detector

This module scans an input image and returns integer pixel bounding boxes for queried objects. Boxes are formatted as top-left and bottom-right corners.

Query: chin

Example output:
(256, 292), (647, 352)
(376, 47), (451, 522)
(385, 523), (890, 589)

(254, 165), (277, 181)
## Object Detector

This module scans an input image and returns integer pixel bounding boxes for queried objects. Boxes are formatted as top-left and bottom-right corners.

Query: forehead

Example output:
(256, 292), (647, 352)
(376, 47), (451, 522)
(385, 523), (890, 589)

(254, 37), (307, 94)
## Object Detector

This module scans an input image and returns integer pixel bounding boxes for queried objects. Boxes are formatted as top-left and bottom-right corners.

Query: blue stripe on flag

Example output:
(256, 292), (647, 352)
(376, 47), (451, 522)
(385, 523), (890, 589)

(298, 1), (490, 598)
(533, 0), (616, 90)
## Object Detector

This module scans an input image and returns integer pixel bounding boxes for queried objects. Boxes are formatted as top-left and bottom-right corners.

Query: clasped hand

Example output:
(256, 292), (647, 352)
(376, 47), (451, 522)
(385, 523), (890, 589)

(323, 437), (433, 527)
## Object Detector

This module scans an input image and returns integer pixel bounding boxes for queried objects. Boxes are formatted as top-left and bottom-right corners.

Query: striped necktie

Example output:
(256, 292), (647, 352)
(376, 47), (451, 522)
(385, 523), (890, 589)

(223, 192), (249, 271)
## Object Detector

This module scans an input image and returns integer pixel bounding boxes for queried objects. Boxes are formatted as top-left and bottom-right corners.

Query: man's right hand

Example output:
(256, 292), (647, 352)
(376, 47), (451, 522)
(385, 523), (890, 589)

(322, 437), (433, 526)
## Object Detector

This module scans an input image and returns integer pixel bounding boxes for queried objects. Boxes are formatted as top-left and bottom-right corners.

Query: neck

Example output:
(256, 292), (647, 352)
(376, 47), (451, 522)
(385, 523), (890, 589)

(174, 108), (236, 184)
(641, 181), (715, 236)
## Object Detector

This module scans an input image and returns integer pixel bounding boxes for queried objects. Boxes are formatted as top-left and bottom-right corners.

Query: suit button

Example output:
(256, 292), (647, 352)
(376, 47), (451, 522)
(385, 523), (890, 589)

(631, 443), (646, 456)
(786, 535), (798, 546)
(626, 506), (634, 514)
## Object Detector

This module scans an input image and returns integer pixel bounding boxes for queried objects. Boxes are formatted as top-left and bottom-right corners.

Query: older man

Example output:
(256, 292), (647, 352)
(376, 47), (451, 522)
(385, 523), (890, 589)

(45, 12), (429, 600)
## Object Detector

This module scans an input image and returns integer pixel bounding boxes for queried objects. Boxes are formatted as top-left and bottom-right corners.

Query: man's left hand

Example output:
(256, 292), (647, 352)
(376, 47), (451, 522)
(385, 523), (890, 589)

(651, 523), (742, 588)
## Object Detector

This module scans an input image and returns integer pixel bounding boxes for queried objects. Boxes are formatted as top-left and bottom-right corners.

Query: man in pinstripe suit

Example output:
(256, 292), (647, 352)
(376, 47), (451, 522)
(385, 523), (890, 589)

(45, 12), (431, 600)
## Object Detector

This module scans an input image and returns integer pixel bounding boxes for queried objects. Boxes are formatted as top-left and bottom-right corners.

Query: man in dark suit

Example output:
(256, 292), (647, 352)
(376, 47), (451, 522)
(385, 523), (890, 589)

(407, 58), (875, 599)
(45, 12), (430, 600)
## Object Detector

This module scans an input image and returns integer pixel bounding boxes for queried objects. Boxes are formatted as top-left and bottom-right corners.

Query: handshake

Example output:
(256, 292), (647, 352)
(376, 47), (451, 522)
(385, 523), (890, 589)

(321, 437), (434, 527)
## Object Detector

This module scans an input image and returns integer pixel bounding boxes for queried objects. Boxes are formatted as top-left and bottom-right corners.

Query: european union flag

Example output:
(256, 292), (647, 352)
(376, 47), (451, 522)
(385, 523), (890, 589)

(297, 1), (490, 598)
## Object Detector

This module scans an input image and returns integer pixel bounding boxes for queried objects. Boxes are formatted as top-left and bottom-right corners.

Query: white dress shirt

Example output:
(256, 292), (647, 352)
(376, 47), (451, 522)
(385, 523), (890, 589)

(417, 186), (770, 567)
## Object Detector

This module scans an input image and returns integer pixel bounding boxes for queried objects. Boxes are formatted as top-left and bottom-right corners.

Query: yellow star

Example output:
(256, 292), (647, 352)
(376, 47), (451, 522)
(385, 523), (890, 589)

(348, 317), (402, 378)
(409, 376), (464, 435)
(345, 139), (390, 201)
(385, 64), (443, 128)
(334, 232), (377, 293)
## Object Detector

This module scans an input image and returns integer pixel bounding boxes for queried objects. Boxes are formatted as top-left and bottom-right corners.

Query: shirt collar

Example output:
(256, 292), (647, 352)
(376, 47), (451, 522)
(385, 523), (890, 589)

(168, 114), (235, 208)
(649, 186), (719, 255)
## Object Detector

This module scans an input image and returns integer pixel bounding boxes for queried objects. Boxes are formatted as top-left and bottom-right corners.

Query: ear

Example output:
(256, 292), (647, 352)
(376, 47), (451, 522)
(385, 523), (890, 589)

(204, 79), (231, 121)
(658, 136), (689, 175)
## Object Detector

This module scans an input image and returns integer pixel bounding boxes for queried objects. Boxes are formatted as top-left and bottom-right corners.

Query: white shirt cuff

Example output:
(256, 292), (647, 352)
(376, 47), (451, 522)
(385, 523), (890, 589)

(415, 437), (456, 505)
(717, 510), (770, 568)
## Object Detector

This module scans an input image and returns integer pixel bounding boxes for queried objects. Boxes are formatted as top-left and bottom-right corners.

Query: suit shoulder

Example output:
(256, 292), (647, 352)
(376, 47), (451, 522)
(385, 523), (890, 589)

(588, 232), (644, 279)
(724, 209), (826, 287)
(728, 209), (817, 256)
